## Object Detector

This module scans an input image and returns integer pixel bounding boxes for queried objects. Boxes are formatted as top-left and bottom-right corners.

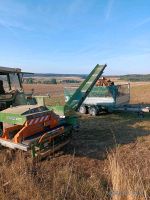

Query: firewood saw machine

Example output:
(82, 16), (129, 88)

(0, 64), (106, 158)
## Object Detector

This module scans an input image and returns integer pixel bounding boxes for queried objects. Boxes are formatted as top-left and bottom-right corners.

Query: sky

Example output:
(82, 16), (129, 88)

(0, 0), (150, 75)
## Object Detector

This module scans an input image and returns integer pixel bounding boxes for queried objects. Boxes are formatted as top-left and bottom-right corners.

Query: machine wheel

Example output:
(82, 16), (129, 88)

(88, 106), (98, 116)
(79, 105), (87, 114)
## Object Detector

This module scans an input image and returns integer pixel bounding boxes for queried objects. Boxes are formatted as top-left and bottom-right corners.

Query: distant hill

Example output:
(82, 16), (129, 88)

(25, 73), (87, 79)
(24, 73), (150, 82)
(120, 74), (150, 82)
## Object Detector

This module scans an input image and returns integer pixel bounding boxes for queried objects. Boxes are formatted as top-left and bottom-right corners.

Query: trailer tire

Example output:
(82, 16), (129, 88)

(88, 106), (98, 116)
(79, 105), (87, 114)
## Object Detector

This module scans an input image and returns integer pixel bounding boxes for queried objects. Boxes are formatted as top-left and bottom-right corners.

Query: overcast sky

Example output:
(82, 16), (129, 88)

(0, 0), (150, 75)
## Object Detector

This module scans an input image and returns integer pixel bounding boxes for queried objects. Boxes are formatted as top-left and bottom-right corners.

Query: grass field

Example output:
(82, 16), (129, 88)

(130, 83), (150, 104)
(0, 83), (149, 200)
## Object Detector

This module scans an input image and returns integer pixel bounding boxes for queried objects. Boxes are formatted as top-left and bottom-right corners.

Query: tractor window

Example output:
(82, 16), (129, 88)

(0, 75), (10, 92)
(9, 73), (21, 90)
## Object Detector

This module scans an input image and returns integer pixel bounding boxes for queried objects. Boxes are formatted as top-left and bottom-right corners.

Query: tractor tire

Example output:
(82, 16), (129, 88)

(88, 106), (98, 116)
(79, 105), (87, 114)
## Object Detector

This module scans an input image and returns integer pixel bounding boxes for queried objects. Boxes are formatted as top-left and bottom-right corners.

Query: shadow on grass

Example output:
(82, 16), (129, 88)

(63, 112), (150, 160)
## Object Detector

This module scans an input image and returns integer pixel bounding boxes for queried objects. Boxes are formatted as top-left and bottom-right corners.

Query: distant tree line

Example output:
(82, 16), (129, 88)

(61, 80), (81, 83)
(24, 78), (81, 84)
(25, 78), (57, 84)
(24, 73), (87, 79)
(120, 74), (150, 82)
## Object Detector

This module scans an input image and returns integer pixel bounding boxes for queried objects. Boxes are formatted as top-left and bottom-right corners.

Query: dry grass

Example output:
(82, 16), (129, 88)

(130, 84), (150, 104)
(23, 83), (65, 105)
(107, 148), (150, 200)
(0, 112), (149, 200)
(0, 152), (108, 200)
(23, 83), (64, 96)
(0, 82), (149, 200)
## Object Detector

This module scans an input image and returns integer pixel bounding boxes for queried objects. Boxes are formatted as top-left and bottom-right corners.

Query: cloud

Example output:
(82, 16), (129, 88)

(0, 1), (35, 36)
(67, 0), (94, 17)
(105, 0), (115, 21)
(133, 17), (150, 29)
(0, 18), (33, 39)
(0, 19), (19, 37)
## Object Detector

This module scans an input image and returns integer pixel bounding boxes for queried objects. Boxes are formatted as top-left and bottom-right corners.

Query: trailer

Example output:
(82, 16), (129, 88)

(65, 78), (150, 116)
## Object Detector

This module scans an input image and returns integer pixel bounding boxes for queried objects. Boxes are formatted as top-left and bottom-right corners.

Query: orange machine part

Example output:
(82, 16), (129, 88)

(2, 114), (59, 144)
(38, 126), (64, 144)
(2, 125), (23, 140)
(14, 115), (59, 143)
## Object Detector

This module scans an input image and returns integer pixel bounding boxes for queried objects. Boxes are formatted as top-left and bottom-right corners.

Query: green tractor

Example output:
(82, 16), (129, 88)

(0, 67), (35, 132)
(0, 66), (36, 109)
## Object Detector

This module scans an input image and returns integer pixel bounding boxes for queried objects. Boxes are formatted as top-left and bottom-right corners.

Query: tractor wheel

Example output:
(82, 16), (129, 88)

(88, 106), (98, 116)
(79, 105), (87, 114)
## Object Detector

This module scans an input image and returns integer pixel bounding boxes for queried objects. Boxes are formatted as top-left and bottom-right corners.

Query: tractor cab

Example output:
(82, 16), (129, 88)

(0, 66), (32, 110)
